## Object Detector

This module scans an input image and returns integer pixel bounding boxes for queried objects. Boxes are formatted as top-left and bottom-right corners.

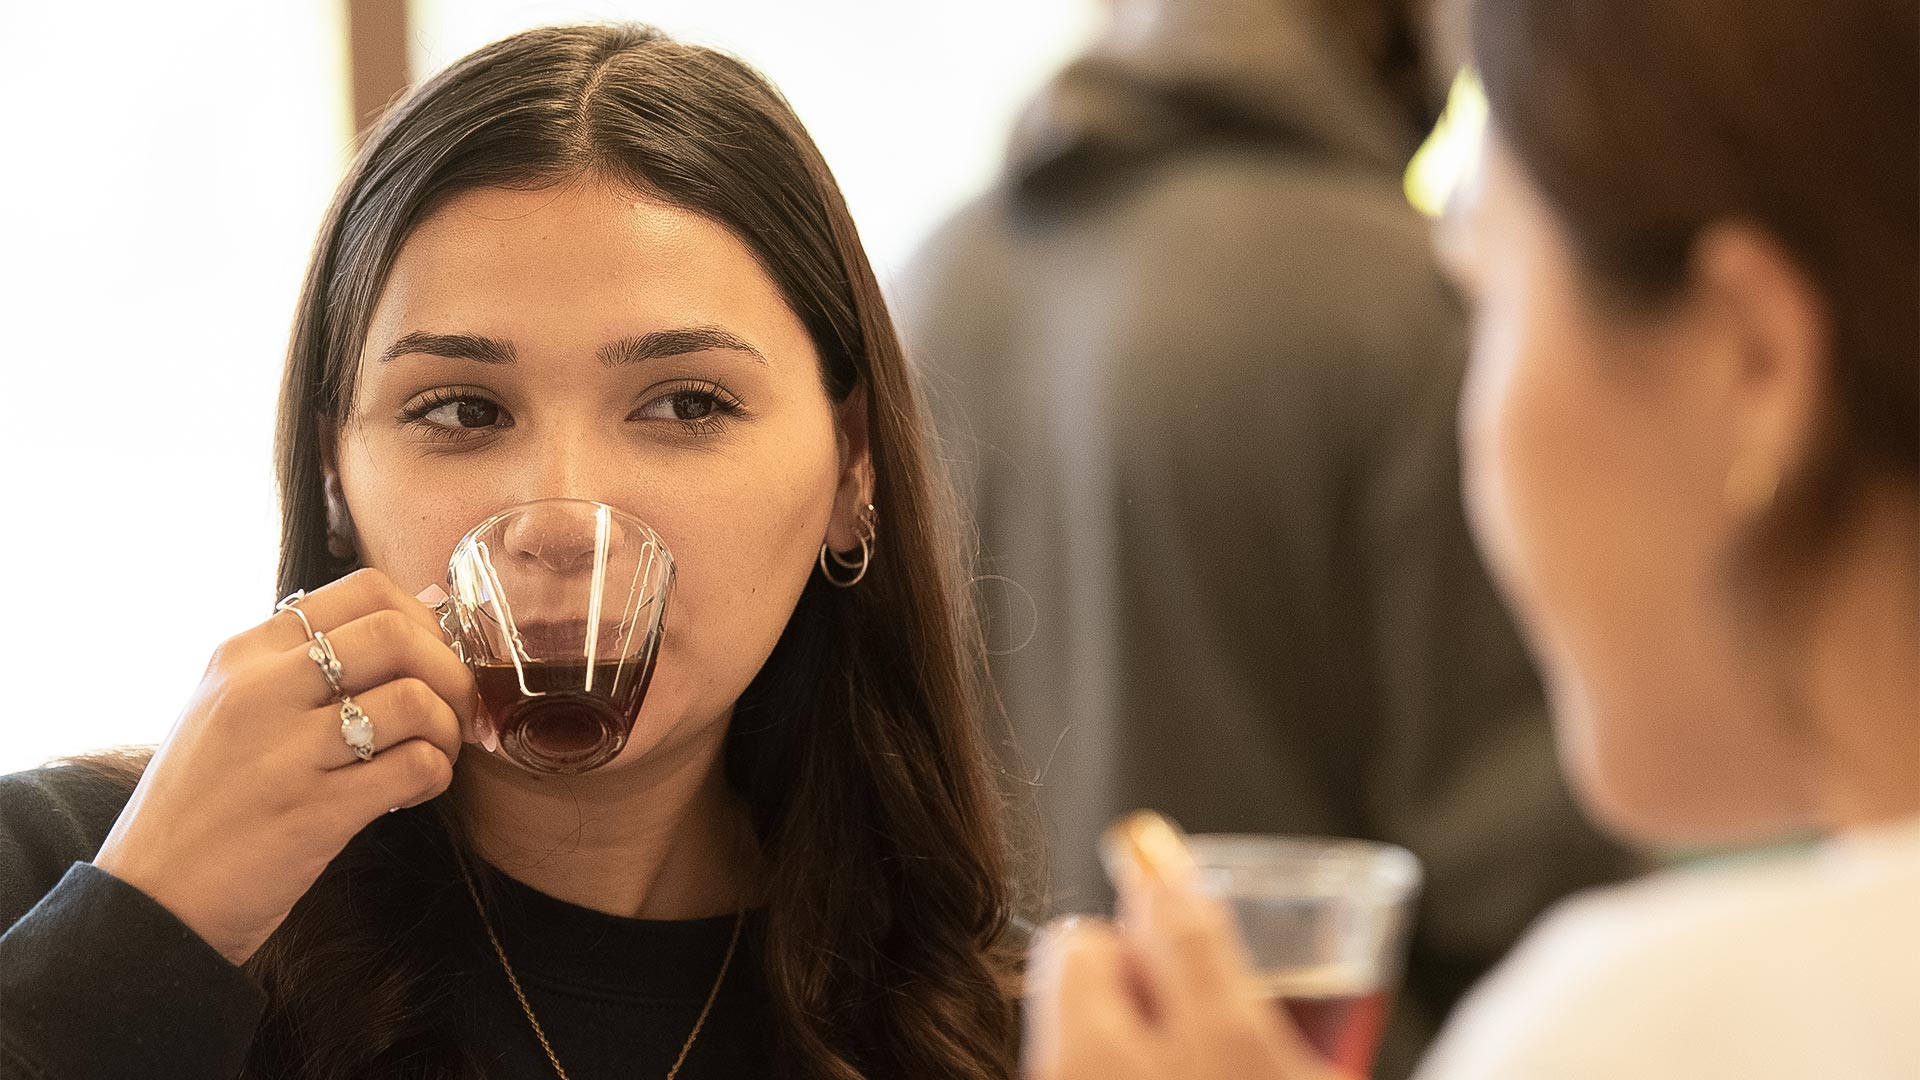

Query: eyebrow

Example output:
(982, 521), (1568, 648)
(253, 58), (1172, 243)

(378, 331), (516, 365)
(377, 326), (768, 367)
(597, 327), (768, 367)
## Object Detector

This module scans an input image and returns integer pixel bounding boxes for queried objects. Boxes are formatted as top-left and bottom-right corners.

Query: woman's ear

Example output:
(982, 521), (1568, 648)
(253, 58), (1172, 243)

(316, 414), (361, 562)
(1693, 223), (1832, 522)
(825, 384), (874, 553)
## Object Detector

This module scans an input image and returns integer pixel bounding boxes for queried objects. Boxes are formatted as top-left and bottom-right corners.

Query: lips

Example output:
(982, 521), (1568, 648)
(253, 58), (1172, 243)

(509, 618), (650, 656)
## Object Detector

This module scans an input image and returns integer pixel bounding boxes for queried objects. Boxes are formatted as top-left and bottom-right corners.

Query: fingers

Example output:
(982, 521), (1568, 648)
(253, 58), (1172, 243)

(1121, 874), (1263, 1027)
(1025, 918), (1159, 1080)
(272, 607), (477, 727)
(303, 677), (463, 771)
(325, 737), (456, 822)
(1105, 812), (1260, 1027)
(1111, 835), (1343, 1078)
(260, 568), (446, 651)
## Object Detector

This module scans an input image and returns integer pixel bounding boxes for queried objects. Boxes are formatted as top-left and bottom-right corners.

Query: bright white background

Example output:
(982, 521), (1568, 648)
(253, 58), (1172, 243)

(0, 0), (1097, 774)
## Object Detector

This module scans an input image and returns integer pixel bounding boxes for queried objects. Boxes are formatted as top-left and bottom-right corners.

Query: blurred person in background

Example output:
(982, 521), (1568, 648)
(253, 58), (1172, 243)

(1024, 0), (1919, 1077)
(0, 25), (1020, 1080)
(894, 0), (1638, 1073)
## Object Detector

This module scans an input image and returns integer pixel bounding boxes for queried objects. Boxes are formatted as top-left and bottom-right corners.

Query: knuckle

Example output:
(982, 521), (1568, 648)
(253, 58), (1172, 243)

(368, 608), (413, 649)
(393, 677), (438, 715)
(430, 697), (462, 742)
(403, 740), (453, 791)
(205, 674), (259, 724)
(204, 634), (249, 675)
(389, 738), (426, 773)
(194, 661), (239, 708)
(199, 666), (271, 729)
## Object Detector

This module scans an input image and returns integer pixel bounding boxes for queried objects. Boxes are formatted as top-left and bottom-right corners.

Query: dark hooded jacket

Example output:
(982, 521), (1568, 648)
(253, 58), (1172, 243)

(892, 1), (1642, 1074)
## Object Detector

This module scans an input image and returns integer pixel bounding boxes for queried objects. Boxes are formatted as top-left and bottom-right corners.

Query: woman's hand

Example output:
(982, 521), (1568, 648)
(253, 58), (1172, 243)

(93, 569), (478, 967)
(1023, 824), (1350, 1080)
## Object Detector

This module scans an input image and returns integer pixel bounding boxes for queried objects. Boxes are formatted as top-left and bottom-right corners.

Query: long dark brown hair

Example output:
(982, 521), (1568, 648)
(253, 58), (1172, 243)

(1467, 0), (1918, 493)
(81, 23), (1019, 1080)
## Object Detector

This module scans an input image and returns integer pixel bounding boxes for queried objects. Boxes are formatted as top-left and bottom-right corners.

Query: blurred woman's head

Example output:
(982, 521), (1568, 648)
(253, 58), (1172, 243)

(1441, 0), (1917, 844)
(268, 24), (1015, 1079)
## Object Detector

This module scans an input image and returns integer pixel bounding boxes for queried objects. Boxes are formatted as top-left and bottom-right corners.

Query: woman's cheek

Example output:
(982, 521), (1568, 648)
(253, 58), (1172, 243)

(640, 463), (835, 705)
(1460, 307), (1535, 614)
(1461, 296), (1609, 748)
(337, 446), (475, 588)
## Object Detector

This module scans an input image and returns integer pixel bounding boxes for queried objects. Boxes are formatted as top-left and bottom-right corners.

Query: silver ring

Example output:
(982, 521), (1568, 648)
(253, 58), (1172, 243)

(339, 699), (375, 762)
(275, 590), (318, 642)
(308, 631), (346, 700)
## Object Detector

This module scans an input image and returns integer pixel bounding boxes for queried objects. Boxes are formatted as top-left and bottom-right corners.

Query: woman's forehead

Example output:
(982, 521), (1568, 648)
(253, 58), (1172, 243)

(393, 183), (761, 304)
(364, 182), (812, 368)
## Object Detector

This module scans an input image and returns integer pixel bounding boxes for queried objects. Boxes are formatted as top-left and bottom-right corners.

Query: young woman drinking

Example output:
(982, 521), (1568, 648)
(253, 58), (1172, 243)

(1, 24), (1019, 1080)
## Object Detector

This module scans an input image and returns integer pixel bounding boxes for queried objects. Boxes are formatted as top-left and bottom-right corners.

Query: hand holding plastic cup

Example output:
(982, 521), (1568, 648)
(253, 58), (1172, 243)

(1103, 814), (1422, 1077)
(424, 498), (673, 775)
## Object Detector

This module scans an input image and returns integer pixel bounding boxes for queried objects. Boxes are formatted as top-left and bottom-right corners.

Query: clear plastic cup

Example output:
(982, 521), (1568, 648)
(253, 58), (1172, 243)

(1187, 834), (1422, 1076)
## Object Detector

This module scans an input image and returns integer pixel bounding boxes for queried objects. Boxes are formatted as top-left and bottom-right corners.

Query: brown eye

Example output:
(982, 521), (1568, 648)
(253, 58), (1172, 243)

(668, 392), (715, 421)
(631, 383), (743, 434)
(424, 398), (501, 428)
(634, 390), (718, 422)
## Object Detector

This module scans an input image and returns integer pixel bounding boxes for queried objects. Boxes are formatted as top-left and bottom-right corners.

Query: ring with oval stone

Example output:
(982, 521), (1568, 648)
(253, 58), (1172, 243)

(339, 699), (376, 762)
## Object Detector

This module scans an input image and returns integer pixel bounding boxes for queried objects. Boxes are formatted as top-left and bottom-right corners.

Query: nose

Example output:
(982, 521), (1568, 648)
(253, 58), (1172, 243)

(500, 500), (602, 576)
(502, 427), (641, 530)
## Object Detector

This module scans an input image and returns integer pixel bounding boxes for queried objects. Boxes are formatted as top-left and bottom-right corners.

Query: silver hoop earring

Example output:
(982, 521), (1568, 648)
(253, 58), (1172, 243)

(820, 503), (877, 587)
(819, 535), (870, 587)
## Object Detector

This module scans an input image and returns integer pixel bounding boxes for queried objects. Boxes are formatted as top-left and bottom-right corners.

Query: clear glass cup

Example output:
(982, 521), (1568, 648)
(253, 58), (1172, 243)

(1186, 834), (1422, 1077)
(432, 498), (673, 775)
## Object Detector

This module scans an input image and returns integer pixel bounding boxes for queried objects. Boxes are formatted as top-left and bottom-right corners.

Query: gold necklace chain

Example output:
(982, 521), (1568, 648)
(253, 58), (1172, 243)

(459, 865), (745, 1080)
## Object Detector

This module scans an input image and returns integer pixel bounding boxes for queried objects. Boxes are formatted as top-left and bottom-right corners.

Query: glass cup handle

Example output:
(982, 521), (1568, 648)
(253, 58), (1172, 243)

(437, 598), (469, 663)
(415, 584), (470, 663)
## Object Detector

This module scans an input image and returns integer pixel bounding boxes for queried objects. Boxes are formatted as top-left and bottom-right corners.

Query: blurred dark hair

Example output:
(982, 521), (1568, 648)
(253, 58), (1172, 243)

(82, 23), (1020, 1080)
(1468, 0), (1918, 493)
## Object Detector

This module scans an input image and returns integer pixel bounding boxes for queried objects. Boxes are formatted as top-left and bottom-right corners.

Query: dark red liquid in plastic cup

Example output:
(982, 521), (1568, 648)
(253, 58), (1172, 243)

(1262, 970), (1392, 1077)
(474, 657), (655, 774)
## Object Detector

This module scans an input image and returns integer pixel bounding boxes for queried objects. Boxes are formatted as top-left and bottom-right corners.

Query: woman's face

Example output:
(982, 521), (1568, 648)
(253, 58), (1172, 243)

(328, 176), (867, 773)
(1440, 130), (1814, 844)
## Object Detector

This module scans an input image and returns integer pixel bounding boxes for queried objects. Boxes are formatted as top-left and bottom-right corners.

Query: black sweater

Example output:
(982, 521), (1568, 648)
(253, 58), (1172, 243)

(0, 764), (776, 1079)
